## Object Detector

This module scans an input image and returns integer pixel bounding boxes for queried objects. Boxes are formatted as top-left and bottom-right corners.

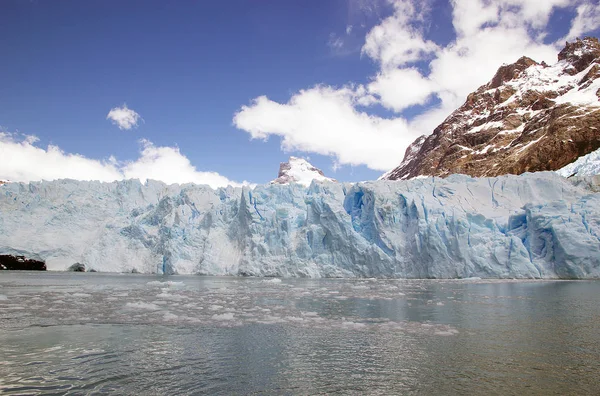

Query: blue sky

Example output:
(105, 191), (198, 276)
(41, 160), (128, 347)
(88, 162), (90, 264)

(1, 0), (600, 186)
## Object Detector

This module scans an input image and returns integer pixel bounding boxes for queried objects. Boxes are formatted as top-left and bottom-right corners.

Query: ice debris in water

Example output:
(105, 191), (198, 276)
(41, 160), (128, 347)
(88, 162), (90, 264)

(125, 302), (160, 311)
(147, 281), (185, 288)
(262, 278), (282, 284)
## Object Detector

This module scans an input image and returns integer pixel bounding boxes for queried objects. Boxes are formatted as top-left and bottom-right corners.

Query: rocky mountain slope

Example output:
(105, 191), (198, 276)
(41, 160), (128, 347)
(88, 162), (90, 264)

(271, 156), (336, 186)
(382, 37), (600, 180)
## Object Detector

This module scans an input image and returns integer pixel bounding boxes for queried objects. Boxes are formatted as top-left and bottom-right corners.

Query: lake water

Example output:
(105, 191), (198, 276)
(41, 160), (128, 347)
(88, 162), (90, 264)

(0, 272), (599, 395)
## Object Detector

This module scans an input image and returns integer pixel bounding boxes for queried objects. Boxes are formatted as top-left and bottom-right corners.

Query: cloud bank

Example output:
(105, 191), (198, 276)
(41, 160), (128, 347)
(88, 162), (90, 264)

(234, 0), (600, 171)
(107, 104), (142, 130)
(0, 133), (245, 188)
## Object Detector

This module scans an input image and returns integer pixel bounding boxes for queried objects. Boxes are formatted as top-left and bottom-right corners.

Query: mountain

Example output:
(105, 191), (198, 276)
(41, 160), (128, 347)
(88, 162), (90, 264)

(271, 156), (336, 186)
(382, 37), (600, 180)
(0, 174), (598, 278)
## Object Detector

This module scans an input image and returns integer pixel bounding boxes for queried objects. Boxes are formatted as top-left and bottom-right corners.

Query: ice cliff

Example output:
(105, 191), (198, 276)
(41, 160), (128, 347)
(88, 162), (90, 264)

(557, 147), (600, 177)
(0, 172), (599, 278)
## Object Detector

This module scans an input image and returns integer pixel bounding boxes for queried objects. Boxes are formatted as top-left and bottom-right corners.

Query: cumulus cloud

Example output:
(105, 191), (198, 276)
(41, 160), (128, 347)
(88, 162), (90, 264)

(121, 140), (243, 187)
(368, 67), (436, 112)
(233, 86), (420, 170)
(562, 2), (600, 41)
(0, 133), (245, 188)
(0, 132), (121, 182)
(106, 104), (142, 130)
(234, 0), (600, 172)
(361, 0), (438, 70)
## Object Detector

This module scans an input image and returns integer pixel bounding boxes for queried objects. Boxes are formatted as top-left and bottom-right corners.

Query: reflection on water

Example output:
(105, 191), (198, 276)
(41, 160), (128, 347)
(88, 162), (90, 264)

(0, 273), (599, 394)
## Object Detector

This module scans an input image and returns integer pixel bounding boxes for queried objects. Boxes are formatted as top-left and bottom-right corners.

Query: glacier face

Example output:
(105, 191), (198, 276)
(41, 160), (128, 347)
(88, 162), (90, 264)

(556, 147), (600, 178)
(0, 172), (599, 278)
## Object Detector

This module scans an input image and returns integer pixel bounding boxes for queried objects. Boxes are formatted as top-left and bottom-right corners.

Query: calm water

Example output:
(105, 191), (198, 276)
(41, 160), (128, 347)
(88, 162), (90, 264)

(0, 273), (599, 395)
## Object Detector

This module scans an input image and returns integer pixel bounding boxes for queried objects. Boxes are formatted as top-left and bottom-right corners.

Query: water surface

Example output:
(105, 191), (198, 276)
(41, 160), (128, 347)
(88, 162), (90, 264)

(1, 272), (599, 394)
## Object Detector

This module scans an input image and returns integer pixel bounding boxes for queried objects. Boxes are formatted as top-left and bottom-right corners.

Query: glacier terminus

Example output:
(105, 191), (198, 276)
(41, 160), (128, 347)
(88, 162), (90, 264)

(0, 172), (599, 279)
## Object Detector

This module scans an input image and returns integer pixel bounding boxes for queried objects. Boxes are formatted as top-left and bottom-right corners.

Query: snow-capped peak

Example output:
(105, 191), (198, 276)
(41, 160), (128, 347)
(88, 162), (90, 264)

(271, 157), (336, 186)
(381, 37), (600, 181)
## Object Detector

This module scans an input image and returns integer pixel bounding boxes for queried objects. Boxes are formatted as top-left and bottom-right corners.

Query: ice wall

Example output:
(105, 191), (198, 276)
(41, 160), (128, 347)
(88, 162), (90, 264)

(0, 173), (598, 278)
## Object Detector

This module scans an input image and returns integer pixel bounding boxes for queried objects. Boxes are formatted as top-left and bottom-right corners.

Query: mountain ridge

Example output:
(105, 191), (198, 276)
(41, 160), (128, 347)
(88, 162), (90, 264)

(382, 37), (600, 180)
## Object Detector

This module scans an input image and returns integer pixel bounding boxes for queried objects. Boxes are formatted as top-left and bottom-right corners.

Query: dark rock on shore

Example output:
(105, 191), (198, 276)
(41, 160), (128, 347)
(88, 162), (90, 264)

(0, 255), (46, 271)
(68, 262), (86, 272)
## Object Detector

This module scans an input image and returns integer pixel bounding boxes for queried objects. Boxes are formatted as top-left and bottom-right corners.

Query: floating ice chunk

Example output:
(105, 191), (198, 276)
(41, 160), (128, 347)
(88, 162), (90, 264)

(301, 311), (319, 317)
(70, 293), (92, 298)
(147, 281), (185, 288)
(163, 312), (179, 321)
(262, 278), (282, 284)
(342, 321), (367, 329)
(212, 312), (235, 321)
(156, 292), (186, 301)
(125, 302), (160, 310)
(434, 328), (459, 336)
(259, 314), (285, 324)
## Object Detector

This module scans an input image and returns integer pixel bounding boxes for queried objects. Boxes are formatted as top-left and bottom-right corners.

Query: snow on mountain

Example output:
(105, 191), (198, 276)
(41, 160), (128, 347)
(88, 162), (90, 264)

(271, 156), (336, 186)
(557, 147), (600, 177)
(382, 37), (600, 181)
(0, 173), (598, 278)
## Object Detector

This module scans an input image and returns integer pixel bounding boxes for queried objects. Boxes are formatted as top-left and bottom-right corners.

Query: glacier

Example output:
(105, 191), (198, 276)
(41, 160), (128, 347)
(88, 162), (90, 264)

(556, 147), (600, 178)
(0, 172), (599, 279)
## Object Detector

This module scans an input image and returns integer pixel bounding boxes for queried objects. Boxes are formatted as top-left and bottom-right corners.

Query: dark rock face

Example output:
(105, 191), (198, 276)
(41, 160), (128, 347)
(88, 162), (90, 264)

(68, 262), (86, 272)
(0, 255), (46, 271)
(382, 37), (600, 180)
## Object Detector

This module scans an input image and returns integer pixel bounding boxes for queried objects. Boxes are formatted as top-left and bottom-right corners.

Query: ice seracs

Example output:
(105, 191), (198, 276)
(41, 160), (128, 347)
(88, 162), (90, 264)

(271, 156), (336, 186)
(557, 147), (600, 177)
(0, 173), (598, 278)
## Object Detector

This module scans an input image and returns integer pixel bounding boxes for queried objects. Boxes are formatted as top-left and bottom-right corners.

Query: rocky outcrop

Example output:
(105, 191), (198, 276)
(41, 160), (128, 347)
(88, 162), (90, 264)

(0, 255), (46, 270)
(382, 37), (600, 180)
(67, 262), (86, 272)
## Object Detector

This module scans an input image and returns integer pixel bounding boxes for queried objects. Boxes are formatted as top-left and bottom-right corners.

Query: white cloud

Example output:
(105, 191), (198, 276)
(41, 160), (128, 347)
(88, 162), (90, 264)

(327, 33), (344, 50)
(368, 67), (436, 111)
(233, 86), (421, 170)
(0, 132), (122, 183)
(561, 2), (600, 41)
(106, 104), (142, 130)
(234, 0), (600, 172)
(121, 140), (243, 187)
(362, 0), (439, 70)
(0, 133), (245, 188)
